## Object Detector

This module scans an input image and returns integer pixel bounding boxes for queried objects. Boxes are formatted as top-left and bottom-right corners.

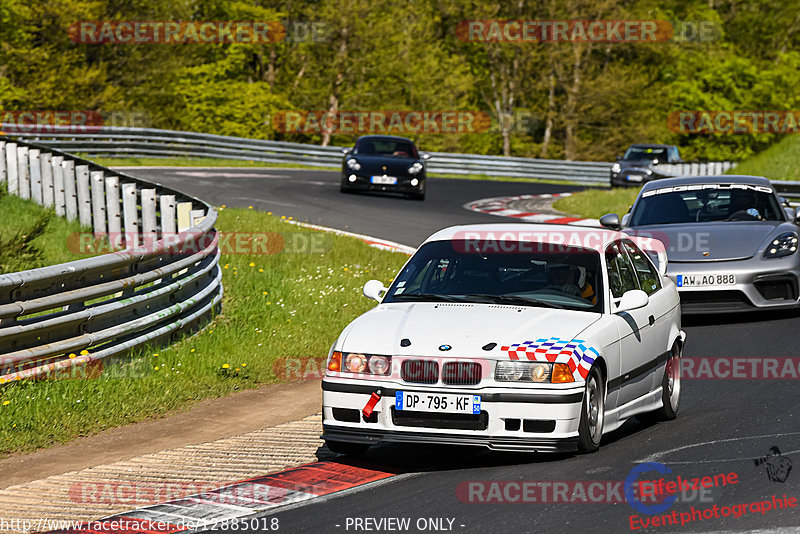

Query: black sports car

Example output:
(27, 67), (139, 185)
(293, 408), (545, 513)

(610, 143), (683, 187)
(340, 135), (429, 200)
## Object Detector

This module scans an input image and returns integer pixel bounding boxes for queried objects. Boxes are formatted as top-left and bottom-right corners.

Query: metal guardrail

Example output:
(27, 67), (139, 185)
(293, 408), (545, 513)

(0, 126), (619, 185)
(0, 139), (222, 383)
(4, 126), (749, 186)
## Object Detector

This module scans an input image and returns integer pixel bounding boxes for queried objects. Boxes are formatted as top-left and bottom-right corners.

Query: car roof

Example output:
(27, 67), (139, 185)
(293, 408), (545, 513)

(422, 223), (626, 252)
(356, 135), (415, 143)
(640, 174), (773, 191)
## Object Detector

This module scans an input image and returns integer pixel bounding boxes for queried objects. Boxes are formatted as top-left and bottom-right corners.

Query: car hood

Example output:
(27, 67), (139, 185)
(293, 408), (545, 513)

(340, 302), (601, 359)
(347, 155), (419, 175)
(625, 222), (793, 262)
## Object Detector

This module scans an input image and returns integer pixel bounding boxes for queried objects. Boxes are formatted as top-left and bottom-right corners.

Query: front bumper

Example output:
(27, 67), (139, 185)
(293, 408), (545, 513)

(669, 258), (800, 313)
(322, 379), (584, 453)
(341, 171), (425, 194)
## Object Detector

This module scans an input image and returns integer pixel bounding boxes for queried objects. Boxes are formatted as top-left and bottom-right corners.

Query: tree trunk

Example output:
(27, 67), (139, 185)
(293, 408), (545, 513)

(540, 71), (555, 158)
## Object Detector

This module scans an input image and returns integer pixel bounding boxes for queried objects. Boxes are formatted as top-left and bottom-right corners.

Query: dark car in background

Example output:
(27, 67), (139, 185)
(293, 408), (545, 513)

(610, 144), (683, 187)
(340, 135), (429, 200)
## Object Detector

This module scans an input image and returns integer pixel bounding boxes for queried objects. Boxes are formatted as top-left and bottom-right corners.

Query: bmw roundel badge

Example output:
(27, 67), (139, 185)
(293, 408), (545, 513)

(439, 344), (452, 351)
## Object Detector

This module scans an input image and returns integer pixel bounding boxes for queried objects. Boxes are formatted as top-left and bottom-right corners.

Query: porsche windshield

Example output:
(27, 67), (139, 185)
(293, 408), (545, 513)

(383, 240), (603, 311)
(630, 184), (784, 226)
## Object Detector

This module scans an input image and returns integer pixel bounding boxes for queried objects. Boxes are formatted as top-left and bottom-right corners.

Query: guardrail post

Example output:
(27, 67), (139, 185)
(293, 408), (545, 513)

(160, 195), (176, 235)
(106, 176), (122, 247)
(0, 141), (5, 184)
(63, 160), (78, 222)
(177, 202), (192, 231)
(90, 171), (107, 236)
(122, 183), (139, 249)
(29, 149), (42, 204)
(52, 156), (65, 216)
(141, 188), (158, 246)
(690, 163), (699, 175)
(6, 142), (17, 194)
(190, 209), (205, 227)
(76, 165), (92, 227)
(17, 146), (30, 199)
(41, 152), (54, 207)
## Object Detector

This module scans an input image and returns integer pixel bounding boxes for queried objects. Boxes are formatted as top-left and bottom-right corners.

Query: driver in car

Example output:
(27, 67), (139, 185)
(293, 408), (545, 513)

(545, 264), (595, 303)
(729, 189), (763, 220)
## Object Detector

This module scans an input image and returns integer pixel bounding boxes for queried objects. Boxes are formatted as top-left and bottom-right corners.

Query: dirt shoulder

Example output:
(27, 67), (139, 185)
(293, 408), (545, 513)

(0, 379), (321, 490)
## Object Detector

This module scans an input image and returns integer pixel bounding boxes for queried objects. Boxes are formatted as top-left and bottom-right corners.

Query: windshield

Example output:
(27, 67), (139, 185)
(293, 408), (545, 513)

(354, 138), (419, 158)
(630, 184), (784, 226)
(383, 240), (603, 312)
(623, 147), (667, 161)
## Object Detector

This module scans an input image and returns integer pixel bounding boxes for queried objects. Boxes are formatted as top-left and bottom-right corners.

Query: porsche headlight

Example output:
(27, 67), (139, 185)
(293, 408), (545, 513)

(408, 162), (424, 175)
(764, 232), (798, 258)
(346, 158), (361, 171)
(611, 163), (621, 173)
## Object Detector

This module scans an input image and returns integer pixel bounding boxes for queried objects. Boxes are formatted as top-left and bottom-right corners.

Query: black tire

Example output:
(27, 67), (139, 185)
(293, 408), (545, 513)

(325, 439), (370, 456)
(577, 366), (605, 453)
(408, 192), (425, 201)
(640, 343), (681, 422)
(340, 183), (354, 194)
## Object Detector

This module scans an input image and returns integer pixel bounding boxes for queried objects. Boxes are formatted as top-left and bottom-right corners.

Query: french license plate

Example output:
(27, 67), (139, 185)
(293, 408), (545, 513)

(370, 175), (397, 185)
(395, 391), (481, 414)
(626, 174), (643, 182)
(676, 273), (736, 287)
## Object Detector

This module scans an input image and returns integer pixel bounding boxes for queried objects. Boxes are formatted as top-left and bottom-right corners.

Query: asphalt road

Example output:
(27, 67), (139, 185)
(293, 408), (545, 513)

(122, 168), (800, 534)
(119, 167), (578, 248)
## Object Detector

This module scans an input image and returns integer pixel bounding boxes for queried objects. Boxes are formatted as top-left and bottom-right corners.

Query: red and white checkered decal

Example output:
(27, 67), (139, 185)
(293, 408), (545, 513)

(500, 337), (599, 380)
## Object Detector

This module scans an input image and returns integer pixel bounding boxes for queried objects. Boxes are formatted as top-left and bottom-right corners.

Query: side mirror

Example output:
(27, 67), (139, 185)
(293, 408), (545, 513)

(784, 207), (795, 221)
(616, 289), (649, 312)
(795, 207), (800, 223)
(421, 152), (431, 160)
(599, 213), (621, 230)
(341, 147), (352, 155)
(621, 213), (631, 227)
(363, 279), (387, 302)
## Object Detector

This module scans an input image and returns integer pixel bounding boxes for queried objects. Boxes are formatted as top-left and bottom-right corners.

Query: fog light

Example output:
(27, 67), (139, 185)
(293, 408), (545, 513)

(348, 174), (357, 182)
(410, 178), (419, 187)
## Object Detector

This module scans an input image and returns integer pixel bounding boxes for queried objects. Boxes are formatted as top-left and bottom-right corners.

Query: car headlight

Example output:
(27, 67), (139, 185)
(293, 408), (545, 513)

(328, 351), (392, 375)
(346, 158), (361, 171)
(495, 361), (574, 383)
(764, 232), (799, 258)
(611, 163), (621, 173)
(408, 162), (424, 175)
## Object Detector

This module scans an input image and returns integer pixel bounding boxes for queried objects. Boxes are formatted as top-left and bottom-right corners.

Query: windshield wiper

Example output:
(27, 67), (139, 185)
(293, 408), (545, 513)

(463, 294), (565, 309)
(393, 293), (467, 303)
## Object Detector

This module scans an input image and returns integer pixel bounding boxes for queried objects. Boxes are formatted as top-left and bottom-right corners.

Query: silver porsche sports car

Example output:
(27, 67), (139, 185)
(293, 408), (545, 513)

(600, 175), (800, 313)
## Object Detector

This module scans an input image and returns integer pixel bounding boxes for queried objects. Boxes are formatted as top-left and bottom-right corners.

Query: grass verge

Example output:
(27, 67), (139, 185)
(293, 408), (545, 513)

(726, 136), (800, 181)
(551, 188), (640, 219)
(0, 208), (409, 456)
(0, 187), (90, 274)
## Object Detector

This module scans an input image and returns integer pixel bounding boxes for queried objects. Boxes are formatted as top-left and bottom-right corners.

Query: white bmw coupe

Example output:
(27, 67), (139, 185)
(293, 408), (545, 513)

(322, 224), (684, 454)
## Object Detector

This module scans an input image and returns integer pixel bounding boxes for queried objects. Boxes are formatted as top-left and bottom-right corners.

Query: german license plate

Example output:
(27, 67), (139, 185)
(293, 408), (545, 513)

(371, 175), (397, 185)
(626, 174), (643, 182)
(676, 273), (736, 287)
(395, 391), (481, 414)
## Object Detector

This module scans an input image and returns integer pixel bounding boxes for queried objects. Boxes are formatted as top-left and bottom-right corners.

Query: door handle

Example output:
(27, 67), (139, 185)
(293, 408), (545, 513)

(648, 315), (655, 326)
